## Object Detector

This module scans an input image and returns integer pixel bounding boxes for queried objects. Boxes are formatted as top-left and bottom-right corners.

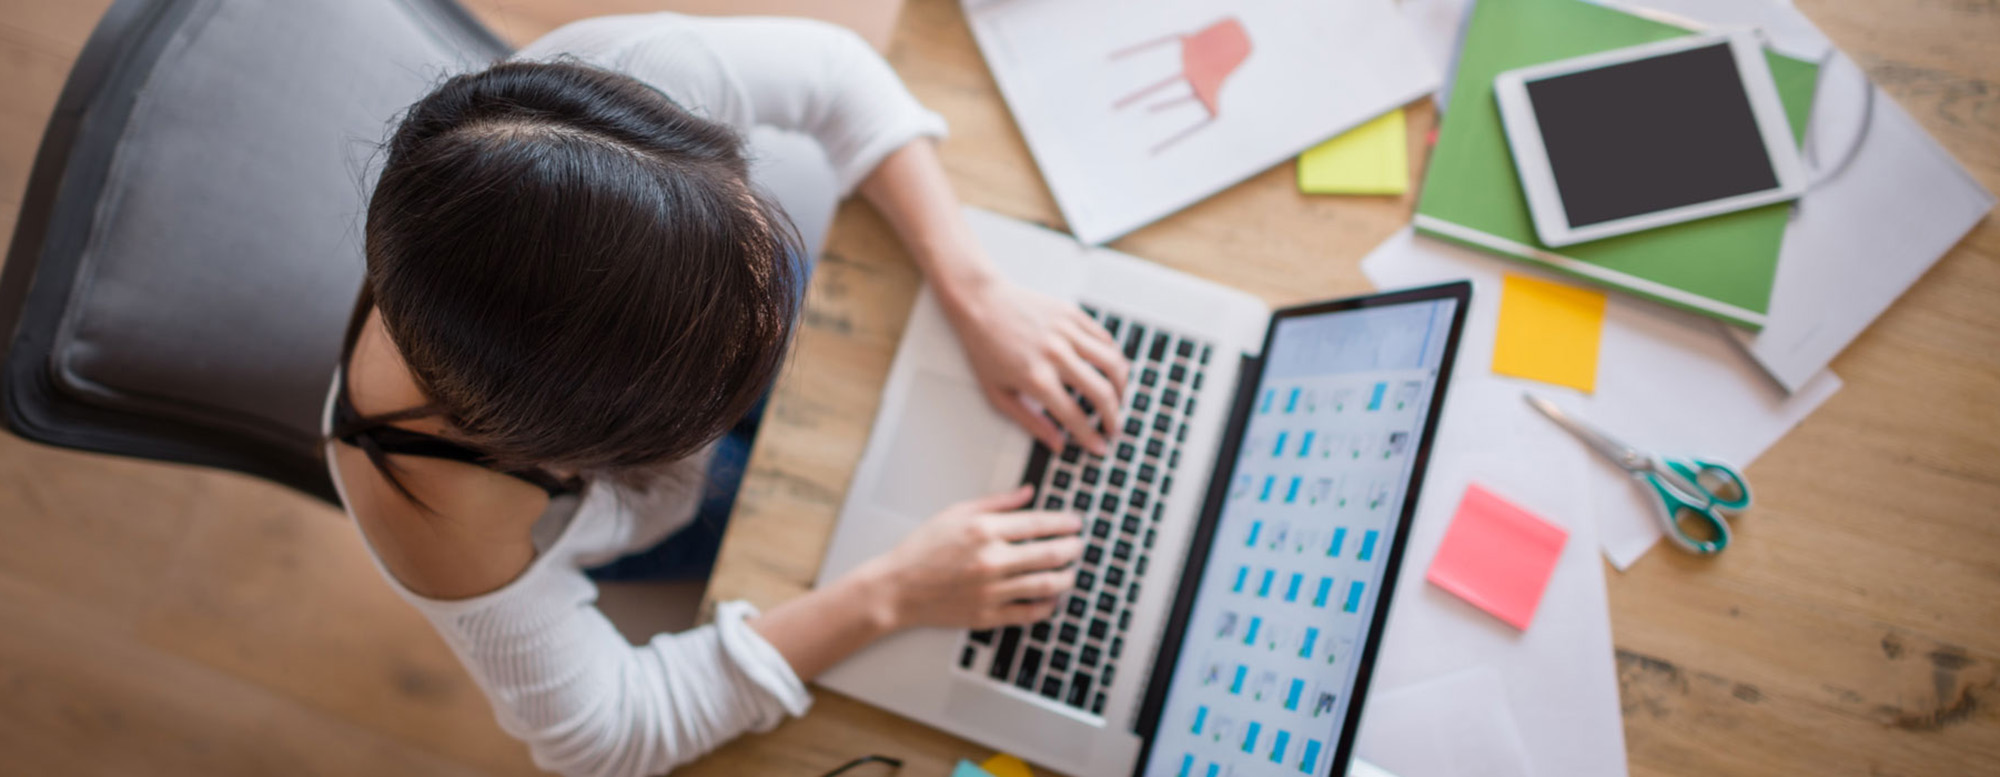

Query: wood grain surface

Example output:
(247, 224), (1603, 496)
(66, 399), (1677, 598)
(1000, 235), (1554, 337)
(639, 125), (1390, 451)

(0, 0), (1992, 775)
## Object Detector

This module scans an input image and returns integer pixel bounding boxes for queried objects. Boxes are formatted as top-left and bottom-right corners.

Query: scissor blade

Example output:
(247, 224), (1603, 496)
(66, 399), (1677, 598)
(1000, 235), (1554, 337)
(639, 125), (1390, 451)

(1523, 393), (1648, 472)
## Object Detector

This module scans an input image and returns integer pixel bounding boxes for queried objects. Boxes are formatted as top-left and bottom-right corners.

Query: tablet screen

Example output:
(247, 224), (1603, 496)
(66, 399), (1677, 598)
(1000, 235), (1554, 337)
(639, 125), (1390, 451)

(1525, 42), (1779, 227)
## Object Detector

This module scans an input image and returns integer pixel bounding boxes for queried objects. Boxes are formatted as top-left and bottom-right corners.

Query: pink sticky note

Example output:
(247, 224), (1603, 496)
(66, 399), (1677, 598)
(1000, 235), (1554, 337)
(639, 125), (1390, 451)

(1426, 484), (1569, 630)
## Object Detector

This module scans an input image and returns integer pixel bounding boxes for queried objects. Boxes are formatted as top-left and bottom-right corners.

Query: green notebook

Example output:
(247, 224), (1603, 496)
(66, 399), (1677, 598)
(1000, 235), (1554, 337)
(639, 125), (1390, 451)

(1414, 0), (1818, 330)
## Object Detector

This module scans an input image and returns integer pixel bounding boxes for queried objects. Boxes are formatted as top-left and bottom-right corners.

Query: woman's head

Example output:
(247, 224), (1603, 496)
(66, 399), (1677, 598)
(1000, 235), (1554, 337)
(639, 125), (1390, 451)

(365, 61), (803, 473)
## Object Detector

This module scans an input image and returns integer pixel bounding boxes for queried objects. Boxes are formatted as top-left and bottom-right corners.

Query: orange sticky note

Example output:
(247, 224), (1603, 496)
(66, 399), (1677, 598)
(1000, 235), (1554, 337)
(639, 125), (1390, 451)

(1492, 274), (1607, 393)
(1426, 484), (1568, 630)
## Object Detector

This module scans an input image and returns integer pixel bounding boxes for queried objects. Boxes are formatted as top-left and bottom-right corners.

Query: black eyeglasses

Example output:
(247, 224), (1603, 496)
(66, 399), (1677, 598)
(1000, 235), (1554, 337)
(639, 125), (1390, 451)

(818, 754), (904, 777)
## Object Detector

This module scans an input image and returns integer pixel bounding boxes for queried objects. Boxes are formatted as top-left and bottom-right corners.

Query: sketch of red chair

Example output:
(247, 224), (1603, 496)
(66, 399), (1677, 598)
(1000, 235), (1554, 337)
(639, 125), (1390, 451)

(1111, 17), (1252, 155)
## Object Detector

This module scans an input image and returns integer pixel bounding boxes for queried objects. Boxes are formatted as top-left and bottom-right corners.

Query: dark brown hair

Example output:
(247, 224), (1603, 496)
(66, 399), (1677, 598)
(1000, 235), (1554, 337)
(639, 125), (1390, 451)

(358, 60), (803, 482)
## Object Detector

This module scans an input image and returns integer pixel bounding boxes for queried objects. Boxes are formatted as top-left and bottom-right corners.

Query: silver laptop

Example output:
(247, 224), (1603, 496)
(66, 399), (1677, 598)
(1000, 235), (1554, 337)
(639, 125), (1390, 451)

(817, 209), (1470, 777)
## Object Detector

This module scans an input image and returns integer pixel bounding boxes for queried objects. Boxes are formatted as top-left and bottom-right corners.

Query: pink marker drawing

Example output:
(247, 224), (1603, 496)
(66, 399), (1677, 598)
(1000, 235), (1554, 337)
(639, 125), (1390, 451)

(1111, 17), (1253, 155)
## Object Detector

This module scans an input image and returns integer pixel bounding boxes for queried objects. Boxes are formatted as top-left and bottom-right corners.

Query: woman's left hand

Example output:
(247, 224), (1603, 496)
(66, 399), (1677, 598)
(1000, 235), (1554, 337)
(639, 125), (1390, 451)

(942, 275), (1131, 456)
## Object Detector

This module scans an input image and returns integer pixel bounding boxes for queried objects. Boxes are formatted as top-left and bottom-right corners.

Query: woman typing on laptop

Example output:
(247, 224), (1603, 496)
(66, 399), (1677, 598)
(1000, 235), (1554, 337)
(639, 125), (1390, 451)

(326, 13), (1124, 777)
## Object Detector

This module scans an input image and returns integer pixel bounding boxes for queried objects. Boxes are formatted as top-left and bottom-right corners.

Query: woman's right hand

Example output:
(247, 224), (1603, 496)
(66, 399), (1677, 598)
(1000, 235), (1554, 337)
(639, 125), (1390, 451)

(860, 485), (1085, 631)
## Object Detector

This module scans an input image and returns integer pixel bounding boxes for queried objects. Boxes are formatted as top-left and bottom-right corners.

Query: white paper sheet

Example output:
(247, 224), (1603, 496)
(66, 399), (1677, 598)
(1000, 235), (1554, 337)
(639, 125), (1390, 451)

(1361, 230), (1841, 568)
(1735, 58), (1996, 391)
(1336, 229), (1629, 776)
(1362, 347), (1627, 776)
(963, 0), (1438, 244)
(1355, 668), (1535, 777)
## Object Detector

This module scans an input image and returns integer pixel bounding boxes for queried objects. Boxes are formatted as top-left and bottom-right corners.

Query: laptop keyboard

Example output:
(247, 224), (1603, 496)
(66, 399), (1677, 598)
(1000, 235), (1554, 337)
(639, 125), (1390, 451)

(955, 305), (1214, 717)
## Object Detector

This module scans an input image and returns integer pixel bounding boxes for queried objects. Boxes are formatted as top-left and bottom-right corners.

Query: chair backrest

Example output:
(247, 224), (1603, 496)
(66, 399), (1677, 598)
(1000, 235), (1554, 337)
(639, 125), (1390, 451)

(0, 0), (509, 504)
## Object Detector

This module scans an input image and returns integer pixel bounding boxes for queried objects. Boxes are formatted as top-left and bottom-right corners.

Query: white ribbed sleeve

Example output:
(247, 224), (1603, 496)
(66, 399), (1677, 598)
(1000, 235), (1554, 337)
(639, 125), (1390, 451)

(427, 574), (811, 777)
(516, 12), (949, 195)
(326, 456), (816, 777)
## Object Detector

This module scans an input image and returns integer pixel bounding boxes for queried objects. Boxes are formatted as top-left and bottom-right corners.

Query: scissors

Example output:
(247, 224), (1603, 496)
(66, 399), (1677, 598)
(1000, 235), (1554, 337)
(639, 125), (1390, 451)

(1524, 393), (1751, 555)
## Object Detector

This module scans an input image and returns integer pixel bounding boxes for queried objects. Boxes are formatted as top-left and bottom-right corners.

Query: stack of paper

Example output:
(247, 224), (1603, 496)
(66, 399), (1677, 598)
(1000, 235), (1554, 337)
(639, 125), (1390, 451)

(1401, 0), (1993, 390)
(1633, 0), (1997, 391)
(1411, 0), (1819, 331)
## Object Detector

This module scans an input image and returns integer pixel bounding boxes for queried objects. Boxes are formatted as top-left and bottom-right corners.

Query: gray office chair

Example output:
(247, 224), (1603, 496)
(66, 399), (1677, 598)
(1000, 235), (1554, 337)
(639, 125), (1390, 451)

(0, 0), (842, 506)
(0, 0), (507, 504)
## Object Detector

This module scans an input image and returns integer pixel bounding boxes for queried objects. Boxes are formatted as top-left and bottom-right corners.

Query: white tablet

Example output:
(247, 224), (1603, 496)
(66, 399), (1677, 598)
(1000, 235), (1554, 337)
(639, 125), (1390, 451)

(1493, 31), (1806, 248)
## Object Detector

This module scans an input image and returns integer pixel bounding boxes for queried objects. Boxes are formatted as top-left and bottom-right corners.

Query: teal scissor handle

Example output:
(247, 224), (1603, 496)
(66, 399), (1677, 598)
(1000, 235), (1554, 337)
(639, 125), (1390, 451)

(1644, 457), (1751, 555)
(1663, 457), (1752, 512)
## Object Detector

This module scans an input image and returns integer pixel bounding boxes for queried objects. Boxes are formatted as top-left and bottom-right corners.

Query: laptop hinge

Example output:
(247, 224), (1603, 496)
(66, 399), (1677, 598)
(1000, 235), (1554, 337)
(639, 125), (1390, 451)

(1126, 350), (1263, 751)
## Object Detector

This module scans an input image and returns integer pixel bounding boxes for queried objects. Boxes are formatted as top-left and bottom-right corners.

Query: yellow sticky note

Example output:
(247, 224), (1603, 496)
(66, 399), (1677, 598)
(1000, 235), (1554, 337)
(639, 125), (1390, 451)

(1493, 274), (1607, 393)
(1297, 108), (1409, 195)
(979, 754), (1033, 777)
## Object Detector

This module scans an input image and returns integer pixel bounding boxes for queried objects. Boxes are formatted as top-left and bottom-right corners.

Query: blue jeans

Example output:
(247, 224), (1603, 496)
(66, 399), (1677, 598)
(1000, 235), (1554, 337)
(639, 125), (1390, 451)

(585, 265), (813, 583)
(583, 394), (766, 583)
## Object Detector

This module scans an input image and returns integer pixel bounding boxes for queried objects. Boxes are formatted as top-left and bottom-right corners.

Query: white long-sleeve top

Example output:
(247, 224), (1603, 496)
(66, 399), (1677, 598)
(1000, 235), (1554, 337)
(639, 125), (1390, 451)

(325, 13), (945, 777)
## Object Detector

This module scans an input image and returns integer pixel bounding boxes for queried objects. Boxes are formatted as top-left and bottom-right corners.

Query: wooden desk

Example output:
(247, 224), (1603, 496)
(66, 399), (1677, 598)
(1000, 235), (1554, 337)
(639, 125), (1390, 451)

(698, 1), (2000, 775)
(0, 0), (1985, 773)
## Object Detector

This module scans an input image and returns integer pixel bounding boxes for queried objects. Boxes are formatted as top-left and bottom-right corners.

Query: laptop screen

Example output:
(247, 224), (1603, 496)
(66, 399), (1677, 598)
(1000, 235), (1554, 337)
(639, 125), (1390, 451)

(1139, 289), (1464, 777)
